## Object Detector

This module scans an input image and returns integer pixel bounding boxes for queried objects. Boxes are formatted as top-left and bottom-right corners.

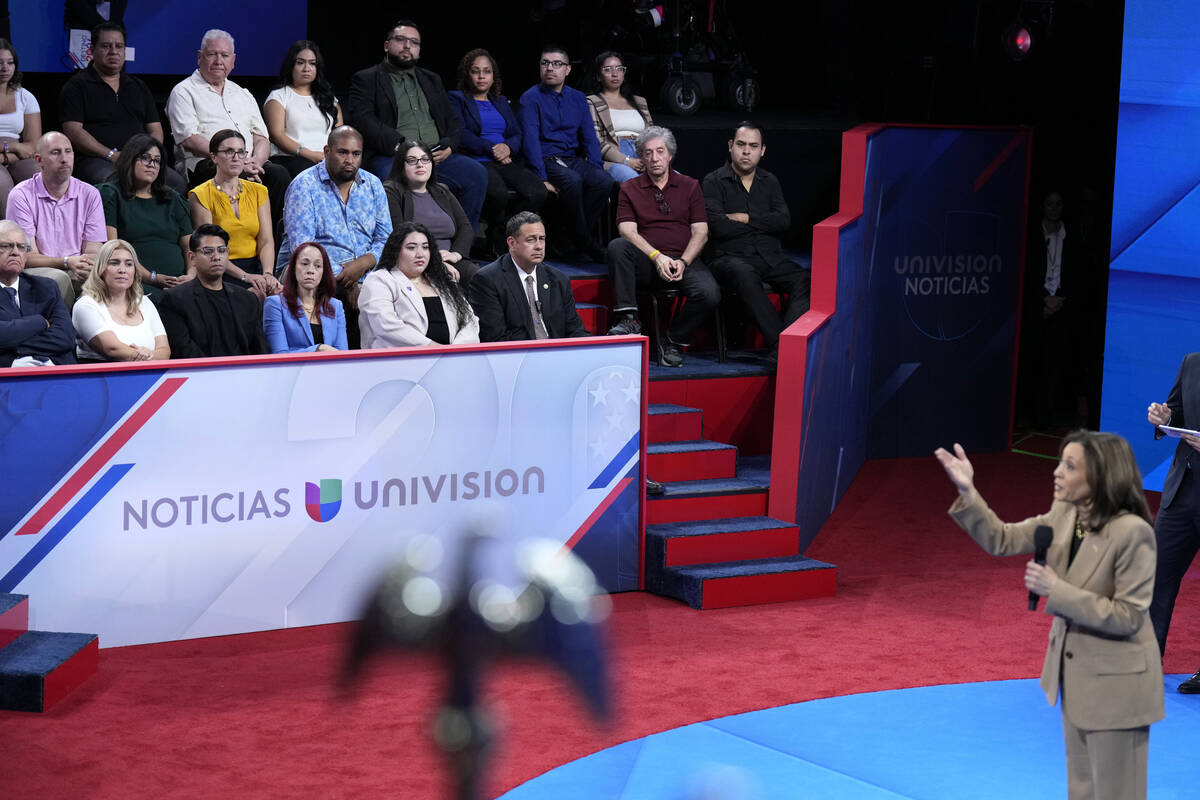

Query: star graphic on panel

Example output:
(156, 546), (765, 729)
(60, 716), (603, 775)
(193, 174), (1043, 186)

(621, 378), (639, 405)
(590, 435), (609, 458)
(590, 382), (611, 407)
(606, 408), (625, 431)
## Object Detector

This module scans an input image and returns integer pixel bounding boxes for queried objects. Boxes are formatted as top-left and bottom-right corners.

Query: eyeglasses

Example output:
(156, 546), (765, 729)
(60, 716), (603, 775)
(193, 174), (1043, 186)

(654, 189), (671, 215)
(197, 246), (230, 257)
(388, 35), (421, 46)
(216, 148), (248, 158)
(137, 154), (162, 167)
(601, 66), (626, 74)
(540, 59), (568, 69)
(404, 156), (432, 166)
(0, 241), (30, 254)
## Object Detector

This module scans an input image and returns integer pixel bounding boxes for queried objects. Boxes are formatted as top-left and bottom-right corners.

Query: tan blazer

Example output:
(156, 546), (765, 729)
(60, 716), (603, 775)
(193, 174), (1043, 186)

(358, 268), (480, 349)
(586, 93), (653, 165)
(949, 495), (1164, 731)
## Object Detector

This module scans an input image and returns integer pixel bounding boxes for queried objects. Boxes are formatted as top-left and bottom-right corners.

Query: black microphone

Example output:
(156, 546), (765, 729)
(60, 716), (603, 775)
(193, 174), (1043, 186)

(1029, 525), (1053, 611)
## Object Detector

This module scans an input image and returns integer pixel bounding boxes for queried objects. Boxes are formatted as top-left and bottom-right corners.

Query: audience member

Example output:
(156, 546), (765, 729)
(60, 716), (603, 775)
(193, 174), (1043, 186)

(586, 51), (652, 183)
(358, 221), (479, 348)
(263, 39), (342, 180)
(384, 141), (477, 287)
(6, 131), (105, 306)
(519, 45), (614, 261)
(448, 48), (546, 249)
(0, 39), (41, 220)
(156, 224), (268, 358)
(347, 20), (487, 230)
(606, 126), (717, 367)
(263, 241), (346, 352)
(71, 238), (169, 362)
(702, 122), (810, 360)
(166, 29), (288, 224)
(58, 22), (184, 191)
(98, 133), (192, 300)
(470, 211), (588, 341)
(188, 129), (279, 300)
(0, 219), (76, 367)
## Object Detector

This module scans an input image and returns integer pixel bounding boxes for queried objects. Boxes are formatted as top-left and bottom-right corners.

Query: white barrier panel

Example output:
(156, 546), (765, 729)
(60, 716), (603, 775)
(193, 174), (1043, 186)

(0, 341), (645, 646)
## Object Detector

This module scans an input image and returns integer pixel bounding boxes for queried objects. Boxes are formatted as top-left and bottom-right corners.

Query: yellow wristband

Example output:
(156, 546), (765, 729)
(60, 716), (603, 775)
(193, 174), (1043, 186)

(648, 249), (660, 260)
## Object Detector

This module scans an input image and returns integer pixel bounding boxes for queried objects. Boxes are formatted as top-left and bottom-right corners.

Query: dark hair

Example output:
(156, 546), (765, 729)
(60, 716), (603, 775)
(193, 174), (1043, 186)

(190, 224), (230, 250)
(91, 21), (126, 45)
(113, 133), (171, 203)
(587, 50), (633, 100)
(1059, 430), (1152, 529)
(282, 241), (336, 319)
(541, 44), (570, 62)
(0, 39), (22, 90)
(276, 40), (338, 130)
(732, 120), (765, 143)
(208, 128), (245, 154)
(506, 211), (543, 239)
(456, 48), (501, 98)
(386, 140), (437, 186)
(381, 222), (473, 328)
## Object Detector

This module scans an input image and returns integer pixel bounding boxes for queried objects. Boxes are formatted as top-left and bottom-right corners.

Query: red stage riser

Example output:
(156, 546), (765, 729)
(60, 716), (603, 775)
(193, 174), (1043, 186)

(41, 638), (99, 711)
(647, 410), (703, 443)
(569, 277), (611, 306)
(576, 306), (608, 335)
(648, 493), (767, 524)
(647, 448), (737, 482)
(649, 377), (775, 456)
(0, 597), (29, 650)
(664, 528), (800, 566)
(701, 569), (838, 609)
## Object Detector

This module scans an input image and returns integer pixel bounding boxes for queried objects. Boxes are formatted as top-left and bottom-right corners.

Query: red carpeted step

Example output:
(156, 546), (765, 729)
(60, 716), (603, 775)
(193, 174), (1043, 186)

(646, 455), (770, 523)
(576, 302), (607, 335)
(0, 630), (99, 712)
(646, 517), (800, 567)
(569, 276), (611, 307)
(647, 403), (703, 443)
(652, 555), (838, 610)
(647, 440), (737, 481)
(0, 594), (29, 650)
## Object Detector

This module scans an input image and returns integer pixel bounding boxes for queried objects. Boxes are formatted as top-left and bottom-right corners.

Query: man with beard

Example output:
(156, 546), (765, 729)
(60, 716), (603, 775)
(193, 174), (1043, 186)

(702, 122), (810, 362)
(347, 20), (487, 231)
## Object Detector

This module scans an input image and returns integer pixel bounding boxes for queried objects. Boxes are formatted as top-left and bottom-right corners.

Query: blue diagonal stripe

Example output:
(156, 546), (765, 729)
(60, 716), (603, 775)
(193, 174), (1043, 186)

(589, 432), (640, 490)
(0, 463), (134, 592)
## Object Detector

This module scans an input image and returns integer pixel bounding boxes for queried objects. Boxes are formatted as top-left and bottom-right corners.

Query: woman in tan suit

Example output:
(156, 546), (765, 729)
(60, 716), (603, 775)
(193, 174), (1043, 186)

(585, 51), (652, 183)
(935, 430), (1163, 800)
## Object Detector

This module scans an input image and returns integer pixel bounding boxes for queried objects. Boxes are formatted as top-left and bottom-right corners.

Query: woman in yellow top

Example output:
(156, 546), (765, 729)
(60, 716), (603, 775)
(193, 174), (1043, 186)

(188, 129), (280, 299)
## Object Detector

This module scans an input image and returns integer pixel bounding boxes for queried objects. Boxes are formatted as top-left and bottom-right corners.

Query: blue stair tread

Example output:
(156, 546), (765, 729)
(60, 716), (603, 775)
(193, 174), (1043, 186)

(648, 403), (700, 415)
(552, 260), (607, 278)
(654, 455), (770, 497)
(0, 593), (27, 615)
(649, 350), (775, 381)
(576, 301), (603, 310)
(647, 439), (736, 454)
(647, 517), (796, 538)
(0, 631), (97, 675)
(668, 555), (835, 580)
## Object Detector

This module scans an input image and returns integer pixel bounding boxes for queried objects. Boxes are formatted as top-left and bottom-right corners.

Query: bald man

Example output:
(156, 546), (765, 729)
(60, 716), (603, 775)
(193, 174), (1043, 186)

(4, 131), (106, 307)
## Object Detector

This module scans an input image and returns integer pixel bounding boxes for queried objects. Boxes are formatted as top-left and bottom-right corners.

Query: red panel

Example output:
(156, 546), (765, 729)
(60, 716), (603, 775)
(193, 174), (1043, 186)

(40, 637), (99, 711)
(647, 410), (702, 443)
(649, 381), (689, 406)
(685, 377), (774, 455)
(576, 306), (608, 335)
(0, 596), (29, 650)
(647, 492), (767, 524)
(664, 527), (799, 566)
(648, 447), (736, 482)
(701, 567), (838, 609)
(570, 277), (611, 306)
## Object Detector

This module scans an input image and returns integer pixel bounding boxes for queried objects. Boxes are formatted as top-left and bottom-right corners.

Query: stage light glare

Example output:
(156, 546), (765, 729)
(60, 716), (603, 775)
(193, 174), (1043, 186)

(1003, 24), (1034, 60)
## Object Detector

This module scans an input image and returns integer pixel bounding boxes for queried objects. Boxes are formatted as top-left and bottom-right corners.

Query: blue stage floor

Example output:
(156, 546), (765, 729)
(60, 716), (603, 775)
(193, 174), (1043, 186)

(500, 676), (1199, 799)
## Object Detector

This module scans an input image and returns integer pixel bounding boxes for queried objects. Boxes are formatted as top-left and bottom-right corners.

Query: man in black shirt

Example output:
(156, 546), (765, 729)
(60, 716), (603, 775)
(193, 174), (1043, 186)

(701, 122), (810, 359)
(58, 21), (184, 191)
(157, 225), (267, 358)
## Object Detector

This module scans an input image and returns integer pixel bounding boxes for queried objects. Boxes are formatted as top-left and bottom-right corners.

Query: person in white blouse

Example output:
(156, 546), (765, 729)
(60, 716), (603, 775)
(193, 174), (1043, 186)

(0, 39), (41, 217)
(71, 238), (170, 362)
(358, 221), (479, 348)
(585, 50), (652, 183)
(263, 39), (343, 180)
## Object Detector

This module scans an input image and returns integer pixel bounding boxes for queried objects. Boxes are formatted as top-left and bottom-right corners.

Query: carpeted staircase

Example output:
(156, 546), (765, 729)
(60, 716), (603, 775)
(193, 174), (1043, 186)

(0, 593), (98, 712)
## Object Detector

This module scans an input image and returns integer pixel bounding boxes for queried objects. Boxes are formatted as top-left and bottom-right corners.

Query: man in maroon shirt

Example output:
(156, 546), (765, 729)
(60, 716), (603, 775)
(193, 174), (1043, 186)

(605, 126), (718, 366)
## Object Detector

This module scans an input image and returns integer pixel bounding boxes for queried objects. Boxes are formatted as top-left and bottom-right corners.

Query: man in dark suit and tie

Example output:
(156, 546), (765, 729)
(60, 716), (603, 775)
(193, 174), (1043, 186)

(469, 211), (589, 341)
(157, 224), (268, 359)
(0, 220), (76, 367)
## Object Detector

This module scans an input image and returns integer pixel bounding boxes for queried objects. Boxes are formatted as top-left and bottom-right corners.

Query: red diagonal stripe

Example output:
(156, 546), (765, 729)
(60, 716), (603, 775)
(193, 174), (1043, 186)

(16, 377), (187, 536)
(559, 477), (635, 556)
(973, 133), (1025, 193)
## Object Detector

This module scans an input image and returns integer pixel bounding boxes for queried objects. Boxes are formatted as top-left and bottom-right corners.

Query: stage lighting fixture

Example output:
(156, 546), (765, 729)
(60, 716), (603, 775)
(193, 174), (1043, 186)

(1003, 24), (1034, 60)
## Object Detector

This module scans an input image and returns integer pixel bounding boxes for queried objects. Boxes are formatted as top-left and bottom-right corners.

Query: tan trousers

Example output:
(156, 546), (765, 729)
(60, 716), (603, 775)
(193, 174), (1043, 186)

(1061, 710), (1149, 800)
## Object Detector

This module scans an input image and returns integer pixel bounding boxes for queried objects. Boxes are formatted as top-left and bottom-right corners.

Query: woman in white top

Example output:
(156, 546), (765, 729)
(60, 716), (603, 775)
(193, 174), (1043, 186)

(586, 51), (652, 183)
(359, 222), (480, 348)
(72, 239), (171, 362)
(264, 39), (342, 179)
(0, 39), (41, 215)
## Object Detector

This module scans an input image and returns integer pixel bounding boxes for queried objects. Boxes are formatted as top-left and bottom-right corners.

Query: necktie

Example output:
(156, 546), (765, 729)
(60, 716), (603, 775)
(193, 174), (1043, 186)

(525, 275), (549, 339)
(1, 286), (16, 314)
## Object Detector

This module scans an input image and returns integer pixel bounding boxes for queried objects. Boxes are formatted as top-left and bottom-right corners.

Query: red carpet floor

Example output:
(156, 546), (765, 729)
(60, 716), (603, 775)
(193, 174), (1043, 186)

(4, 452), (1198, 798)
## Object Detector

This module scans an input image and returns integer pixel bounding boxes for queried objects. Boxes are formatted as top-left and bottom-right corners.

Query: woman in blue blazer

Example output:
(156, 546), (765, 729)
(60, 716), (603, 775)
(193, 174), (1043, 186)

(264, 242), (348, 352)
(449, 48), (547, 248)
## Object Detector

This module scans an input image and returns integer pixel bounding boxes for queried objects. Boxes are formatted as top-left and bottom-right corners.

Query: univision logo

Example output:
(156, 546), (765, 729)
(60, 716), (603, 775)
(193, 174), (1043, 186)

(305, 479), (342, 522)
